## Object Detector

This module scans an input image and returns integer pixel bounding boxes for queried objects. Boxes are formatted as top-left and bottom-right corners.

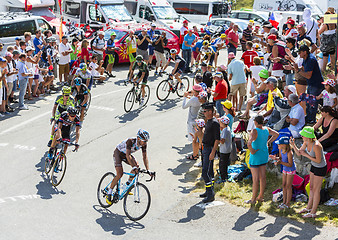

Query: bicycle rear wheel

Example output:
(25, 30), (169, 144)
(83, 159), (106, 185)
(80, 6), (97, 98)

(124, 90), (135, 112)
(123, 182), (151, 221)
(176, 77), (190, 97)
(51, 153), (67, 187)
(140, 85), (150, 107)
(156, 80), (170, 101)
(97, 172), (116, 208)
(84, 92), (91, 115)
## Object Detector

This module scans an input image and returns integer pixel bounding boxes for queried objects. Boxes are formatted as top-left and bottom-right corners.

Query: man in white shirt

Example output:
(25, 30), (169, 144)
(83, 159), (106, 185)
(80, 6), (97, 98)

(286, 93), (305, 138)
(58, 36), (73, 84)
(92, 31), (106, 63)
(303, 8), (318, 44)
(4, 52), (18, 112)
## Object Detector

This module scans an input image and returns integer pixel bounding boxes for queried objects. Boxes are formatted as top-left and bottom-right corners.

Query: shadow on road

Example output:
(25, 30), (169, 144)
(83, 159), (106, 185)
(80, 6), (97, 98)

(232, 209), (265, 231)
(178, 203), (205, 223)
(115, 108), (143, 123)
(93, 205), (145, 236)
(172, 143), (192, 155)
(151, 98), (181, 111)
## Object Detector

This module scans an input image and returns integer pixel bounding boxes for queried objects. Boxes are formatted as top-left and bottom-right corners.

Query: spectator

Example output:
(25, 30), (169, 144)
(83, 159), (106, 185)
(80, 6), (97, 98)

(284, 38), (298, 86)
(137, 29), (151, 65)
(293, 45), (324, 123)
(212, 72), (228, 117)
(33, 30), (44, 55)
(91, 31), (106, 63)
(58, 36), (73, 84)
(0, 58), (8, 116)
(246, 115), (279, 204)
(221, 100), (235, 134)
(283, 19), (298, 40)
(80, 39), (90, 65)
(147, 23), (157, 69)
(227, 52), (246, 113)
(19, 40), (26, 54)
(70, 38), (79, 67)
(26, 46), (41, 98)
(210, 34), (227, 68)
(297, 23), (317, 53)
(89, 56), (106, 82)
(197, 91), (208, 120)
(126, 30), (137, 78)
(182, 29), (196, 73)
(316, 79), (337, 108)
(258, 77), (283, 119)
(217, 116), (232, 183)
(242, 41), (258, 96)
(227, 24), (240, 55)
(105, 32), (119, 78)
(191, 36), (204, 67)
(314, 106), (338, 151)
(180, 20), (189, 46)
(45, 37), (57, 89)
(200, 102), (220, 203)
(182, 84), (202, 142)
(153, 31), (168, 75)
(268, 34), (286, 79)
(286, 93), (305, 138)
(241, 22), (254, 51)
(17, 54), (33, 110)
(201, 62), (213, 97)
(192, 26), (200, 38)
(290, 127), (327, 218)
(190, 118), (205, 162)
(4, 52), (17, 112)
(302, 8), (319, 44)
(194, 73), (207, 92)
(24, 32), (33, 47)
(249, 56), (265, 95)
(318, 11), (337, 71)
(14, 37), (21, 50)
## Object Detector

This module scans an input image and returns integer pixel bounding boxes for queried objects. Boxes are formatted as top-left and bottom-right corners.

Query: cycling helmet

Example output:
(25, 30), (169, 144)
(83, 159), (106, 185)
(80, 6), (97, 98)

(62, 86), (71, 95)
(135, 55), (143, 62)
(195, 119), (205, 128)
(67, 106), (77, 116)
(203, 40), (210, 46)
(79, 63), (87, 71)
(170, 49), (177, 55)
(74, 77), (82, 86)
(137, 129), (150, 142)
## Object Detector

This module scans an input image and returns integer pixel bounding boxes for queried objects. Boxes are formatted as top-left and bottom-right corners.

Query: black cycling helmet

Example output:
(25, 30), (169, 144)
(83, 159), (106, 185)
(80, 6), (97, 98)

(74, 77), (82, 86)
(135, 55), (143, 62)
(67, 106), (77, 116)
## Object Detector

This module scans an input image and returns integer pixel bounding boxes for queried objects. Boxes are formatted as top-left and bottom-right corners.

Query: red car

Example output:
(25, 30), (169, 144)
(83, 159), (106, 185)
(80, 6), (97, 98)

(103, 27), (180, 64)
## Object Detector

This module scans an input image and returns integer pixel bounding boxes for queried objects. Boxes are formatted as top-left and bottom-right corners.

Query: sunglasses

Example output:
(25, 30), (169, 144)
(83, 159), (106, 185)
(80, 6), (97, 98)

(69, 114), (76, 117)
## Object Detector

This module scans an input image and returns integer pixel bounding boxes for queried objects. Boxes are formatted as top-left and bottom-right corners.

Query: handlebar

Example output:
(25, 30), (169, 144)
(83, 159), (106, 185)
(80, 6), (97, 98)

(138, 169), (156, 182)
(56, 139), (79, 151)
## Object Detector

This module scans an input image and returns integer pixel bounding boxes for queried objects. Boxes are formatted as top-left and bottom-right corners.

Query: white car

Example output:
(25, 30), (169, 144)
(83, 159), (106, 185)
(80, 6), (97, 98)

(210, 18), (252, 40)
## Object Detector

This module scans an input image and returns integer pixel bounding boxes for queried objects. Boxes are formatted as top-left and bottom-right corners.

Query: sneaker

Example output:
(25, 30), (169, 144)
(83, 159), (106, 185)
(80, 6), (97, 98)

(0, 113), (4, 118)
(194, 161), (202, 167)
(139, 98), (144, 106)
(47, 140), (52, 147)
(154, 71), (158, 76)
(19, 105), (29, 110)
(106, 194), (113, 205)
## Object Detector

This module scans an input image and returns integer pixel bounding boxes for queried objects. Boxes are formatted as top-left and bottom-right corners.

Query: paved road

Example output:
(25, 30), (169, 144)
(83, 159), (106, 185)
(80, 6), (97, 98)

(1, 51), (337, 239)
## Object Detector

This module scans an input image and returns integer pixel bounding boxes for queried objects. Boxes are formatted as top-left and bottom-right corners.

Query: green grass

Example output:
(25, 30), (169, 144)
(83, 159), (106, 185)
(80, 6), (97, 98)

(232, 0), (254, 10)
(193, 159), (338, 227)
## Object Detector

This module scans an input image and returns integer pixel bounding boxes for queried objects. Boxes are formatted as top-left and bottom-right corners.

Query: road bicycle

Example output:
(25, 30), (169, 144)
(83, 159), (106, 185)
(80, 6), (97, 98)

(156, 73), (190, 101)
(123, 82), (150, 112)
(73, 90), (91, 117)
(277, 0), (297, 11)
(44, 140), (78, 187)
(97, 169), (155, 221)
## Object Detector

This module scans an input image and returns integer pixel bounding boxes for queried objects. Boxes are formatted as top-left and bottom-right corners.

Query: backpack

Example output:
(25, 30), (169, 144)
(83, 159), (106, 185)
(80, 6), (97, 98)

(90, 36), (99, 51)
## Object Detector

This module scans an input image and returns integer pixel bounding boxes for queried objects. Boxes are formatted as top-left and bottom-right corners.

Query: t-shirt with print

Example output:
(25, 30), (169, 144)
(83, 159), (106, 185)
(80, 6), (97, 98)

(182, 34), (196, 50)
(5, 61), (16, 83)
(105, 38), (116, 54)
(220, 126), (232, 154)
(321, 89), (337, 107)
(92, 37), (106, 55)
(59, 42), (72, 65)
(241, 50), (258, 68)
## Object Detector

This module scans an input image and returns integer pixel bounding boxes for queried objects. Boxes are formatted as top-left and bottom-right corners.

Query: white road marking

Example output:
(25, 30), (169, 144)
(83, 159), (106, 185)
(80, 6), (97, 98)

(0, 194), (41, 204)
(13, 144), (36, 151)
(90, 106), (115, 112)
(0, 143), (9, 147)
(196, 201), (225, 209)
(0, 88), (126, 135)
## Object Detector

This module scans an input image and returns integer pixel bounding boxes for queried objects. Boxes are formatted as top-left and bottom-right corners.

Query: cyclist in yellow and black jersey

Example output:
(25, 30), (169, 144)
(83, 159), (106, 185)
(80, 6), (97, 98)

(47, 86), (75, 147)
(200, 40), (216, 66)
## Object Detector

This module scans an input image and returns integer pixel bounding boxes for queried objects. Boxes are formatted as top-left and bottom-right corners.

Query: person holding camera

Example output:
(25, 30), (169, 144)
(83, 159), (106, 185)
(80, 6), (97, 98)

(137, 28), (152, 67)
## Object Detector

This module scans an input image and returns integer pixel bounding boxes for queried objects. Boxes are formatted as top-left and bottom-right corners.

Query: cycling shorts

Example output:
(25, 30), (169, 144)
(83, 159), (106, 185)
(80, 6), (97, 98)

(113, 148), (137, 168)
(173, 62), (185, 75)
(137, 71), (149, 84)
(54, 124), (71, 142)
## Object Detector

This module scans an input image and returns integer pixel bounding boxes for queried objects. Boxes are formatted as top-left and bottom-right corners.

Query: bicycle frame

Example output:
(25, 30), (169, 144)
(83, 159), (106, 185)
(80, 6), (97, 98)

(117, 172), (139, 200)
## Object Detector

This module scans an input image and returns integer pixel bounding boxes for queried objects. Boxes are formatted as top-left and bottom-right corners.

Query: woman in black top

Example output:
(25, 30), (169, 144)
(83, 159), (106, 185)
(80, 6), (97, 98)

(314, 106), (338, 151)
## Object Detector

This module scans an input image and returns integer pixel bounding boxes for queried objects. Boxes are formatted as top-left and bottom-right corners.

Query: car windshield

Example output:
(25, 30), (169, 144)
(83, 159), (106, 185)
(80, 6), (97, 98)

(233, 21), (248, 31)
(153, 6), (179, 20)
(257, 12), (269, 21)
(101, 4), (133, 22)
(104, 29), (126, 41)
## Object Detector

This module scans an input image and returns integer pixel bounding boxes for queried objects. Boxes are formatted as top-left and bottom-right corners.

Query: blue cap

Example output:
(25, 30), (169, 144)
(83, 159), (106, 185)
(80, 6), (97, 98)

(0, 57), (7, 62)
(276, 136), (290, 145)
(15, 37), (21, 41)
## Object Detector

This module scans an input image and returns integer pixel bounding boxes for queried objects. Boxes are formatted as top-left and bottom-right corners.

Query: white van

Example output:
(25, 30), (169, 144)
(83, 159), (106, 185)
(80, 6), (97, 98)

(313, 0), (338, 13)
(54, 0), (135, 28)
(253, 0), (323, 15)
(167, 0), (231, 25)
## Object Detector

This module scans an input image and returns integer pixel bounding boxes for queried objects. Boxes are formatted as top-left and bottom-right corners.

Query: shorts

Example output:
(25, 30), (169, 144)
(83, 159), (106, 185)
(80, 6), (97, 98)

(296, 78), (307, 85)
(107, 53), (115, 64)
(93, 53), (103, 62)
(7, 82), (13, 96)
(61, 127), (71, 142)
(136, 71), (149, 84)
(310, 165), (327, 177)
(271, 70), (285, 78)
(76, 95), (88, 107)
(59, 63), (70, 75)
(174, 62), (185, 74)
(230, 83), (246, 97)
(322, 49), (335, 56)
(193, 51), (199, 59)
(33, 74), (39, 80)
(250, 163), (267, 168)
(283, 170), (296, 175)
(2, 86), (7, 101)
(128, 52), (136, 62)
(148, 45), (155, 55)
(113, 148), (137, 168)
(204, 54), (215, 65)
(245, 71), (252, 79)
(137, 49), (149, 61)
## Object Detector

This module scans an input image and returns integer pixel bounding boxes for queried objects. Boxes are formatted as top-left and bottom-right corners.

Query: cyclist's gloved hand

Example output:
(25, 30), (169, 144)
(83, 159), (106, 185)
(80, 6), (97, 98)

(57, 138), (62, 142)
(50, 117), (54, 124)
(74, 143), (79, 150)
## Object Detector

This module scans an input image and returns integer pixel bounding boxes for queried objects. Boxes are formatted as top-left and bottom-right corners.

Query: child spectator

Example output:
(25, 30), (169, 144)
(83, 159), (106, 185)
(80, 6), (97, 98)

(217, 115), (232, 183)
(221, 100), (235, 134)
(188, 119), (205, 160)
(194, 74), (207, 92)
(89, 56), (106, 83)
(269, 136), (296, 209)
(316, 79), (337, 108)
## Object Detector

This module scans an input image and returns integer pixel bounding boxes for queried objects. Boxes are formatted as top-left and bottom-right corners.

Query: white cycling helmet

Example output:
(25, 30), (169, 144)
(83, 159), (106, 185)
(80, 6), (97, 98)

(137, 129), (150, 142)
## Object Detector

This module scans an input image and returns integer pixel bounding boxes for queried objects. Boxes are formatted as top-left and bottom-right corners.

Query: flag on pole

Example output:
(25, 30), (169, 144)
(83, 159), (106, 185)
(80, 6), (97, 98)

(269, 12), (279, 28)
(25, 0), (32, 12)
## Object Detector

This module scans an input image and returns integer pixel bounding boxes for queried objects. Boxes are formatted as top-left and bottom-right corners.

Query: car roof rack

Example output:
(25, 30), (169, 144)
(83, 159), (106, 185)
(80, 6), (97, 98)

(0, 11), (33, 21)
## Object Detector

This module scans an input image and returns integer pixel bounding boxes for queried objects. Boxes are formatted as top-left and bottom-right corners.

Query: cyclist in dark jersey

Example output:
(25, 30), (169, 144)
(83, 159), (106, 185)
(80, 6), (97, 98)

(73, 77), (89, 122)
(128, 55), (149, 105)
(106, 129), (151, 205)
(163, 49), (185, 87)
(48, 106), (80, 160)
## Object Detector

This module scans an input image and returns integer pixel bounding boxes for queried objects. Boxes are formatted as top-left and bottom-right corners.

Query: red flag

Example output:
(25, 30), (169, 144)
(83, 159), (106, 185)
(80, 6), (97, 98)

(209, 14), (212, 21)
(25, 0), (32, 12)
(269, 12), (279, 28)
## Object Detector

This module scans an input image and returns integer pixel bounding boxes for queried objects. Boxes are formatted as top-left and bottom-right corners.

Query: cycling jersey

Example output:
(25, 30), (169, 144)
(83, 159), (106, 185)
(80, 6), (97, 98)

(58, 111), (81, 141)
(169, 55), (186, 64)
(116, 138), (147, 155)
(75, 69), (92, 89)
(54, 95), (75, 119)
(201, 46), (215, 56)
(132, 61), (149, 74)
(72, 83), (89, 106)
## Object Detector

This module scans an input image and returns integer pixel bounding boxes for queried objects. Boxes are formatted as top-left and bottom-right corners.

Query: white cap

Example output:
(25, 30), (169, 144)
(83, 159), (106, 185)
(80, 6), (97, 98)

(151, 23), (156, 27)
(26, 46), (35, 52)
(286, 85), (297, 94)
(98, 31), (104, 35)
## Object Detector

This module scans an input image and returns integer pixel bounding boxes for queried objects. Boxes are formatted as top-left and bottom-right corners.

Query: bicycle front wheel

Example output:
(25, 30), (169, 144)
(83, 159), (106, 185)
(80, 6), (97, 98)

(123, 183), (151, 221)
(140, 85), (150, 107)
(156, 80), (171, 101)
(84, 92), (91, 115)
(97, 172), (116, 208)
(176, 77), (190, 97)
(124, 90), (135, 112)
(51, 153), (67, 187)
